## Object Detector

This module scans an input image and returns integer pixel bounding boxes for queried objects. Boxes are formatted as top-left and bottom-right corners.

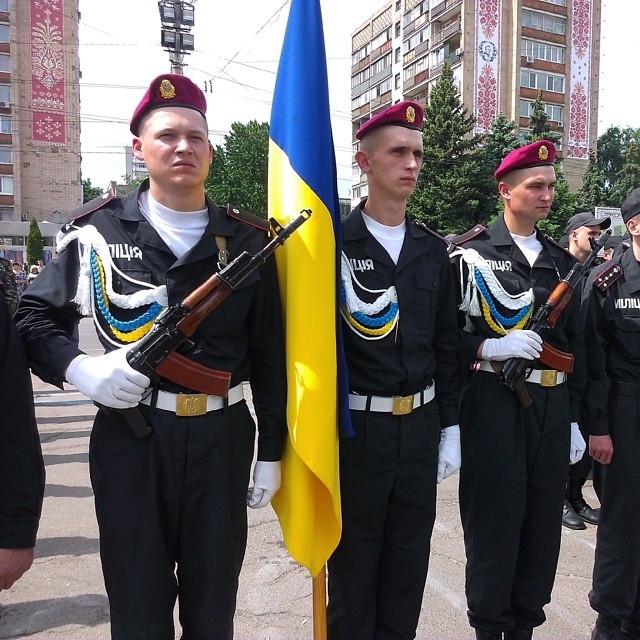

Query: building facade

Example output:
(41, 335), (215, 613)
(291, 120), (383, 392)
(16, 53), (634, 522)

(351, 0), (601, 203)
(0, 0), (81, 262)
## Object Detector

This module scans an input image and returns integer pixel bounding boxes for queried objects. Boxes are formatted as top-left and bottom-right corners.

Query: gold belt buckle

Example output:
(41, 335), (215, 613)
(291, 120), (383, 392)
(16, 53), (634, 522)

(176, 393), (208, 416)
(392, 395), (414, 416)
(540, 370), (558, 387)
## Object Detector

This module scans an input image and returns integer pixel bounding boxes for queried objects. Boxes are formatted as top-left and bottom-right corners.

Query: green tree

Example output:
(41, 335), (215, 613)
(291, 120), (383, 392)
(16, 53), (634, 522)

(82, 178), (103, 203)
(526, 92), (561, 146)
(408, 62), (485, 233)
(26, 217), (44, 266)
(478, 113), (521, 221)
(609, 131), (640, 207)
(597, 125), (636, 198)
(205, 120), (269, 218)
(573, 149), (606, 213)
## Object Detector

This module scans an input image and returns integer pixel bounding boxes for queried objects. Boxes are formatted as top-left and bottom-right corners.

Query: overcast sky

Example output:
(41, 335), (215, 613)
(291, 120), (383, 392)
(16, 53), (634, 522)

(77, 0), (634, 197)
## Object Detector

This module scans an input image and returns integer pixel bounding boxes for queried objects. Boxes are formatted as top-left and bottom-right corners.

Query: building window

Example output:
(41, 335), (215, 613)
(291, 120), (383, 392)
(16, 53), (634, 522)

(521, 39), (565, 64)
(352, 67), (370, 88)
(520, 69), (565, 93)
(0, 207), (12, 221)
(395, 21), (401, 37)
(0, 115), (10, 133)
(0, 52), (8, 73)
(352, 44), (369, 66)
(372, 78), (392, 98)
(0, 84), (10, 104)
(403, 0), (428, 27)
(352, 91), (370, 110)
(0, 144), (10, 163)
(395, 47), (401, 63)
(395, 73), (400, 89)
(371, 27), (391, 51)
(0, 24), (7, 43)
(523, 9), (566, 35)
(0, 175), (12, 194)
(403, 26), (428, 53)
(541, 0), (566, 4)
(519, 99), (564, 123)
(430, 45), (445, 67)
(371, 53), (392, 75)
(396, 0), (402, 10)
(0, 0), (8, 11)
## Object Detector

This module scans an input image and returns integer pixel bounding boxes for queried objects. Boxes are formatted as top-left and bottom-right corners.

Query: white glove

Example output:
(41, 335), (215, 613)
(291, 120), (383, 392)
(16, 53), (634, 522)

(481, 330), (543, 362)
(65, 347), (150, 409)
(437, 425), (461, 483)
(569, 422), (586, 465)
(247, 461), (281, 509)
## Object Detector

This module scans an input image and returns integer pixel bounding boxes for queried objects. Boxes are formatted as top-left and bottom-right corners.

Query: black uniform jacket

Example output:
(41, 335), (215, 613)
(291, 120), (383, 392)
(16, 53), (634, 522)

(452, 215), (586, 421)
(341, 203), (459, 429)
(581, 246), (640, 436)
(15, 181), (286, 461)
(0, 294), (45, 548)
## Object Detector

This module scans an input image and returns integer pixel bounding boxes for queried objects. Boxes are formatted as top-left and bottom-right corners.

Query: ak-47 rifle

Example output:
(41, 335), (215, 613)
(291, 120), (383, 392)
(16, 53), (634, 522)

(497, 228), (611, 407)
(99, 209), (311, 437)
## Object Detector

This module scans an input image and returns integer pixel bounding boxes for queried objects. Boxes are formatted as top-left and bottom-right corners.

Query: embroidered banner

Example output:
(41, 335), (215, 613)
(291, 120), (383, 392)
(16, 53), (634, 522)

(30, 0), (65, 145)
(567, 0), (592, 159)
(474, 0), (502, 134)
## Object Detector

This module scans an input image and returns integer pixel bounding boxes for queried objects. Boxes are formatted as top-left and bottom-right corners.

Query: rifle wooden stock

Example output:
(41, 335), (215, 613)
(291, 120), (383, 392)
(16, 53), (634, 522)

(177, 278), (233, 337)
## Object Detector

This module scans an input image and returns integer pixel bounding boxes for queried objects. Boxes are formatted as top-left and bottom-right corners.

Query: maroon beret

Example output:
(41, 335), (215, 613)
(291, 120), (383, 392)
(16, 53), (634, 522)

(355, 100), (423, 140)
(494, 140), (556, 181)
(130, 73), (207, 136)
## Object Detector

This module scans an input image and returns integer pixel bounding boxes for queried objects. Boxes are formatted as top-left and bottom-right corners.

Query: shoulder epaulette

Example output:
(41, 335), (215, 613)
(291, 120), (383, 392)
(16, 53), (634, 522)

(451, 224), (486, 245)
(65, 186), (117, 223)
(543, 233), (574, 259)
(594, 261), (624, 292)
(413, 220), (448, 244)
(224, 204), (270, 231)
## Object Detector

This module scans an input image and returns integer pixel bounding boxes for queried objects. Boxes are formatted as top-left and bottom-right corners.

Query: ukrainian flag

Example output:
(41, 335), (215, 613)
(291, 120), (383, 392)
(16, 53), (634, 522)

(268, 0), (350, 577)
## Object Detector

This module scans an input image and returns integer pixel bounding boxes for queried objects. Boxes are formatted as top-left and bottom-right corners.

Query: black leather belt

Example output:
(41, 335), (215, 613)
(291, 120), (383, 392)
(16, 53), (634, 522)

(609, 379), (640, 397)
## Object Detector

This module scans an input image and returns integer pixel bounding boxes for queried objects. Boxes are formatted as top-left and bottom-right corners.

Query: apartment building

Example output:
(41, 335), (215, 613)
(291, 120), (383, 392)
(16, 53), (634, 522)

(351, 0), (601, 203)
(0, 0), (82, 262)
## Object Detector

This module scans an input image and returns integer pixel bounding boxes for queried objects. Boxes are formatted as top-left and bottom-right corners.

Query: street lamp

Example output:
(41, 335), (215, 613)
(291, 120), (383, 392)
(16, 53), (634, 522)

(158, 0), (196, 75)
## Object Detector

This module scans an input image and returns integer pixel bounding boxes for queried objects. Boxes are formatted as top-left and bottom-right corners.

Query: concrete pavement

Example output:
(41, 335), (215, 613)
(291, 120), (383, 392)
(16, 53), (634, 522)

(0, 320), (600, 639)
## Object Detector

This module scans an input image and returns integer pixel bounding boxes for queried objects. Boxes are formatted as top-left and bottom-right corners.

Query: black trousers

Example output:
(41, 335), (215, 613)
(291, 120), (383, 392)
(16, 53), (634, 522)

(327, 400), (441, 640)
(590, 393), (640, 621)
(89, 400), (255, 640)
(459, 372), (570, 635)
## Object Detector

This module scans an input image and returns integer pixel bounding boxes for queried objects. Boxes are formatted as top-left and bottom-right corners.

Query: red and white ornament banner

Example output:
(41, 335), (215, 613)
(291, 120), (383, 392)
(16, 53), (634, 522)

(474, 0), (502, 134)
(30, 0), (65, 145)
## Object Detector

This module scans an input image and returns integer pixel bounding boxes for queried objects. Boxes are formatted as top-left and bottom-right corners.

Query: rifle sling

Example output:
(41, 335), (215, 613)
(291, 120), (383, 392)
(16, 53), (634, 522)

(539, 342), (573, 373)
(155, 352), (232, 397)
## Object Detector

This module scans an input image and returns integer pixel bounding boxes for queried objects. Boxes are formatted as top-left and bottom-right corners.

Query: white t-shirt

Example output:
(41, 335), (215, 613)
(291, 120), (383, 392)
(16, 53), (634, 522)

(361, 211), (406, 265)
(138, 190), (209, 259)
(511, 231), (543, 267)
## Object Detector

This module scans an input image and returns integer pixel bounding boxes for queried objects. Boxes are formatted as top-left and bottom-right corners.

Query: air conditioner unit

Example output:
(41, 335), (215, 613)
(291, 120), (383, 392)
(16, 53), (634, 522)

(557, 121), (564, 129)
(455, 47), (463, 56)
(525, 55), (535, 64)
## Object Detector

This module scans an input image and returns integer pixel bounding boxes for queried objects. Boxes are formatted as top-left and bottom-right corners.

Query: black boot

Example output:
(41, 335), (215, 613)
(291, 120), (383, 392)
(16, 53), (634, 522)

(505, 627), (533, 640)
(475, 630), (502, 640)
(563, 499), (587, 530)
(592, 613), (622, 640)
(568, 480), (600, 525)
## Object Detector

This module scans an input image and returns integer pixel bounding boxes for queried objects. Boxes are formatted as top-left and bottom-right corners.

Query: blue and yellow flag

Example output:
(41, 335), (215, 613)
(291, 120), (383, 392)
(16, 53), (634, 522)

(268, 0), (350, 577)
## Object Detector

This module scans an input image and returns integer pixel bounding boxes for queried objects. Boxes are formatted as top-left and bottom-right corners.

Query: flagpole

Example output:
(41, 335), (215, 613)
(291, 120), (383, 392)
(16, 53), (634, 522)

(312, 565), (327, 640)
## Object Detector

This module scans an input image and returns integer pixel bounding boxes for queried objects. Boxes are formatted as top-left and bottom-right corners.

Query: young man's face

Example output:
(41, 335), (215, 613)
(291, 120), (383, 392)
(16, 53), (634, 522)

(356, 125), (423, 202)
(500, 165), (556, 225)
(132, 106), (212, 197)
(571, 225), (602, 255)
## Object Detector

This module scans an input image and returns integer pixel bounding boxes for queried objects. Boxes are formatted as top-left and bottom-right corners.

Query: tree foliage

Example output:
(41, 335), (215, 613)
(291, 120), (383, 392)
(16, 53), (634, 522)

(408, 63), (486, 233)
(597, 125), (636, 199)
(82, 178), (103, 203)
(573, 148), (605, 213)
(205, 120), (270, 218)
(609, 130), (640, 207)
(26, 217), (44, 266)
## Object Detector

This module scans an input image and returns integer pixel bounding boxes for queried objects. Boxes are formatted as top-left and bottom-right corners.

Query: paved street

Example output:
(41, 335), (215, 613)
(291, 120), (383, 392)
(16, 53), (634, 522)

(0, 320), (600, 639)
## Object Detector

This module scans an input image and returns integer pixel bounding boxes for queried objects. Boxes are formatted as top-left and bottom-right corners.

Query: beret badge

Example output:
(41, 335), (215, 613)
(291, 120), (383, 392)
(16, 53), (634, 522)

(159, 79), (176, 100)
(406, 106), (416, 124)
(538, 144), (549, 161)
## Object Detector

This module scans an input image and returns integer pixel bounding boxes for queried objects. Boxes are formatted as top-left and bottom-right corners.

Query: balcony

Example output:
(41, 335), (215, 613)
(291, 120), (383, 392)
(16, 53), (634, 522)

(371, 90), (392, 110)
(431, 0), (462, 22)
(431, 19), (461, 46)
